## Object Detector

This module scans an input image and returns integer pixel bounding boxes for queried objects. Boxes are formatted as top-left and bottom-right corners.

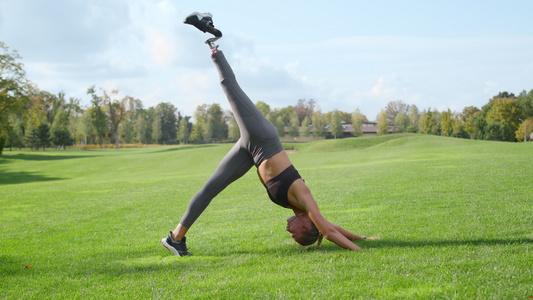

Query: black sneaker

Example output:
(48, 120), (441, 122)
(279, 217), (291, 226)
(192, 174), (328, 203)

(161, 232), (193, 256)
(183, 12), (222, 38)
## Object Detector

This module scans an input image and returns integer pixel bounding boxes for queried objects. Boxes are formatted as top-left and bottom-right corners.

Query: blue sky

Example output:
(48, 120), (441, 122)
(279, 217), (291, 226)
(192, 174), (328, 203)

(1, 0), (532, 120)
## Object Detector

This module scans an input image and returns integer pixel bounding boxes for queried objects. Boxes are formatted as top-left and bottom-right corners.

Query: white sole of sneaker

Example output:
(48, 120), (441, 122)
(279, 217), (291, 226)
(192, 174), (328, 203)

(161, 238), (182, 256)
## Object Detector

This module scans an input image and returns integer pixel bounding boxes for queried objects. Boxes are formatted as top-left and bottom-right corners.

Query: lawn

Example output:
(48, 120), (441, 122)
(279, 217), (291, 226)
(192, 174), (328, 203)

(1, 135), (532, 299)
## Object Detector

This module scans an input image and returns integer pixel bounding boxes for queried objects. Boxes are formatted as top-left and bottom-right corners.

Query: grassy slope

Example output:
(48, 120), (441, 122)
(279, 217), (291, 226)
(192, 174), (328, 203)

(1, 135), (532, 299)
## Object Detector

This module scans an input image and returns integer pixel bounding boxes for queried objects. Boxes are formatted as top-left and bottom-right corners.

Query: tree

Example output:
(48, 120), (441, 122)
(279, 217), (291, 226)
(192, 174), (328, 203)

(50, 126), (73, 149)
(407, 105), (419, 133)
(4, 115), (25, 151)
(471, 114), (487, 140)
(351, 109), (363, 137)
(278, 106), (294, 126)
(515, 118), (533, 142)
(495, 91), (516, 99)
(205, 103), (226, 141)
(311, 111), (326, 138)
(137, 108), (154, 144)
(294, 98), (315, 124)
(421, 109), (434, 134)
(300, 116), (311, 137)
(330, 110), (343, 139)
(135, 113), (148, 144)
(255, 101), (271, 117)
(499, 124), (515, 142)
(288, 110), (300, 137)
(32, 123), (51, 150)
(178, 116), (191, 144)
(205, 117), (215, 141)
(155, 102), (178, 144)
(266, 108), (279, 126)
(63, 96), (83, 146)
(189, 123), (203, 143)
(43, 91), (64, 125)
(227, 114), (240, 141)
(431, 110), (442, 135)
(64, 95), (82, 118)
(393, 112), (409, 133)
(517, 90), (533, 118)
(87, 86), (108, 149)
(23, 85), (50, 130)
(441, 109), (453, 136)
(193, 104), (207, 141)
(418, 110), (427, 133)
(87, 104), (107, 148)
(0, 131), (5, 154)
(486, 98), (523, 131)
(118, 96), (143, 144)
(75, 109), (93, 147)
(50, 108), (73, 149)
(25, 126), (40, 150)
(101, 90), (127, 149)
(377, 110), (389, 135)
(68, 109), (89, 148)
(274, 116), (285, 137)
(451, 112), (465, 138)
(462, 106), (480, 138)
(1, 42), (29, 154)
(119, 96), (139, 144)
(484, 122), (514, 141)
(339, 111), (353, 124)
(152, 115), (162, 143)
(384, 100), (409, 124)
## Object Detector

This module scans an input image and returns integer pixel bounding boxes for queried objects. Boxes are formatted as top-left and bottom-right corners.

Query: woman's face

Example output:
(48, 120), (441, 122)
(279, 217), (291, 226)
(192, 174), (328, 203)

(285, 213), (309, 242)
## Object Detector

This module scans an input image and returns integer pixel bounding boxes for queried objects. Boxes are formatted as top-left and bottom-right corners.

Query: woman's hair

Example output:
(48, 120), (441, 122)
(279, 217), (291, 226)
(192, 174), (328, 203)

(295, 222), (323, 248)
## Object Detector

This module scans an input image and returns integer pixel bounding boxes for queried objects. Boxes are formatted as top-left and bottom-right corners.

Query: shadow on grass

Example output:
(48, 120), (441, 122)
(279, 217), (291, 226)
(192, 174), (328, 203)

(0, 171), (63, 185)
(11, 238), (531, 278)
(89, 248), (306, 277)
(0, 153), (97, 162)
(1, 153), (82, 185)
(0, 254), (25, 276)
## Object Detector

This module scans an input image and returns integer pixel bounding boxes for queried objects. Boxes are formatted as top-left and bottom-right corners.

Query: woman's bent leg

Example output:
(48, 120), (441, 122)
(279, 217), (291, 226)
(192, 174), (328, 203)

(179, 140), (254, 229)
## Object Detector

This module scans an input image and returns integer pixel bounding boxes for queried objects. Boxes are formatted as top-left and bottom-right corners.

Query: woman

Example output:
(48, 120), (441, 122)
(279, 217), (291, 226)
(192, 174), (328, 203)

(162, 12), (380, 256)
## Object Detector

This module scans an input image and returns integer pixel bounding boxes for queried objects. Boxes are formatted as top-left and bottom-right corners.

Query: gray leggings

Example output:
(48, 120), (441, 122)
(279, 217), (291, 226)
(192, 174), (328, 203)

(179, 51), (284, 229)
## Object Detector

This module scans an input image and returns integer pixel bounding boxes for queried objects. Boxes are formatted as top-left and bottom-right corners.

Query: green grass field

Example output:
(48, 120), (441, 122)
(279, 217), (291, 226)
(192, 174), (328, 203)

(1, 135), (532, 299)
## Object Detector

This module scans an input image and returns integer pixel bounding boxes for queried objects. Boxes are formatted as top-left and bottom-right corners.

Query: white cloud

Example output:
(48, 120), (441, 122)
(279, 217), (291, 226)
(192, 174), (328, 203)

(146, 28), (175, 67)
(368, 76), (389, 97)
(179, 71), (213, 93)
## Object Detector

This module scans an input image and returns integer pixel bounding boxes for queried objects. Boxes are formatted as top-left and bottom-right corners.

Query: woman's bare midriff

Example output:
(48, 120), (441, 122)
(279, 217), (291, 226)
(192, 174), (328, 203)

(257, 150), (293, 184)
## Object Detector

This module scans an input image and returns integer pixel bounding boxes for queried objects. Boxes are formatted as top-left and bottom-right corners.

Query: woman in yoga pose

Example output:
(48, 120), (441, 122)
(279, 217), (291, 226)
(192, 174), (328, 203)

(162, 12), (380, 256)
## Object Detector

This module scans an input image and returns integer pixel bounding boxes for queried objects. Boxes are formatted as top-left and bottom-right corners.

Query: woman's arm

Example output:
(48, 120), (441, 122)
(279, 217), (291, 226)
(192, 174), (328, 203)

(327, 221), (365, 240)
(327, 221), (382, 241)
(289, 180), (363, 250)
(308, 209), (363, 250)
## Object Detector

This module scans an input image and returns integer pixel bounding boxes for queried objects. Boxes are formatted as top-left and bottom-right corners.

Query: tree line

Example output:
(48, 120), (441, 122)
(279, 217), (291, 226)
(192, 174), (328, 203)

(1, 42), (532, 155)
(376, 92), (533, 142)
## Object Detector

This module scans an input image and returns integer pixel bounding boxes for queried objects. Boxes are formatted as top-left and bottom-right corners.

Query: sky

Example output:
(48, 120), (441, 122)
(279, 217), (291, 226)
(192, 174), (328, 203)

(1, 0), (532, 121)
